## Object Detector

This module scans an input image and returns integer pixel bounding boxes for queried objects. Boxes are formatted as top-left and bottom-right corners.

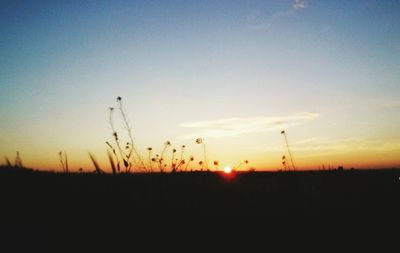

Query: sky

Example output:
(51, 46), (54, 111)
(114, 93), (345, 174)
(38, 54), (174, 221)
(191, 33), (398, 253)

(1, 0), (400, 172)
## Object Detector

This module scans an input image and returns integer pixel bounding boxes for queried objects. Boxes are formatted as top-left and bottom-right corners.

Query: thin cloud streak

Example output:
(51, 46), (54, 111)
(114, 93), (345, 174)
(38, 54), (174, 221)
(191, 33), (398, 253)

(247, 0), (309, 31)
(248, 137), (400, 156)
(179, 112), (319, 139)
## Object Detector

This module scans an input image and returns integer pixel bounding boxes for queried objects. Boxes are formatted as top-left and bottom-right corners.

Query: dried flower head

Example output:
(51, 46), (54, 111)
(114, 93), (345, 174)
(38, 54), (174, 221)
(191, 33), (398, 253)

(195, 138), (203, 144)
(213, 160), (219, 166)
(173, 148), (177, 153)
(117, 96), (122, 101)
(165, 141), (171, 146)
(190, 156), (194, 161)
(147, 147), (152, 151)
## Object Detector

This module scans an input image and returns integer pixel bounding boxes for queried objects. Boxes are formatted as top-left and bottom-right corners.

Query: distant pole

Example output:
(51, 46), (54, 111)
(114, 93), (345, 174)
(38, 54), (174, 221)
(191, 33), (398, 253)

(281, 130), (296, 170)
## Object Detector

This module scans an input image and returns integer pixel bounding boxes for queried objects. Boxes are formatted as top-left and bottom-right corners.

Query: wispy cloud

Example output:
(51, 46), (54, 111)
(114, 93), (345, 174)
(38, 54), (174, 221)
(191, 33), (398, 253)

(179, 112), (319, 139)
(247, 137), (400, 157)
(293, 0), (309, 10)
(247, 1), (309, 31)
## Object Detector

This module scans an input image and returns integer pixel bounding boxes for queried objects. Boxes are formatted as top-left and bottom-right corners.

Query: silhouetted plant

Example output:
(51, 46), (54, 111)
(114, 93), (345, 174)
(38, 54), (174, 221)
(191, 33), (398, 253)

(88, 152), (104, 174)
(4, 156), (12, 167)
(177, 159), (185, 172)
(171, 148), (177, 172)
(58, 151), (69, 173)
(14, 151), (23, 168)
(196, 138), (208, 170)
(175, 145), (186, 171)
(281, 155), (288, 171)
(184, 156), (194, 171)
(199, 160), (204, 171)
(235, 160), (249, 170)
(115, 97), (146, 171)
(108, 107), (130, 172)
(213, 160), (219, 171)
(108, 97), (147, 173)
(159, 141), (171, 172)
(180, 145), (185, 159)
(106, 141), (120, 173)
(107, 150), (117, 175)
(281, 130), (296, 170)
(147, 147), (153, 172)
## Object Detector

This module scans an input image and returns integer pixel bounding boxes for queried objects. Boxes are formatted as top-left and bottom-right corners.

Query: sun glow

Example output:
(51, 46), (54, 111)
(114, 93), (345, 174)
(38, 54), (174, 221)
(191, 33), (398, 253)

(223, 166), (232, 174)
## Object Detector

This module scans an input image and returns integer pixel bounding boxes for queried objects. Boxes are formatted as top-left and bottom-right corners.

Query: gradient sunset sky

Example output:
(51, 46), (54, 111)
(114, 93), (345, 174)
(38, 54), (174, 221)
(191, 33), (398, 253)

(1, 0), (400, 171)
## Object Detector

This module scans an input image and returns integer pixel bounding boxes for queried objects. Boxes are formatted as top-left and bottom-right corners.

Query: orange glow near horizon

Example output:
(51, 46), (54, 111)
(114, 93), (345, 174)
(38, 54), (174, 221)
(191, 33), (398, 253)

(2, 135), (400, 173)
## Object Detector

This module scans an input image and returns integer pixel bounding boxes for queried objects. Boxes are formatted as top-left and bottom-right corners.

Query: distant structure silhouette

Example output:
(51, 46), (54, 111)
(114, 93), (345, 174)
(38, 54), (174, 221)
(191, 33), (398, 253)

(281, 130), (296, 170)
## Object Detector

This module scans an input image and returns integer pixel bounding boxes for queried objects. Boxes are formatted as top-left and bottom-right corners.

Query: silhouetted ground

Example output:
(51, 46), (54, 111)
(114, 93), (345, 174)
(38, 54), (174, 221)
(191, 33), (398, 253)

(1, 166), (398, 249)
(1, 166), (399, 219)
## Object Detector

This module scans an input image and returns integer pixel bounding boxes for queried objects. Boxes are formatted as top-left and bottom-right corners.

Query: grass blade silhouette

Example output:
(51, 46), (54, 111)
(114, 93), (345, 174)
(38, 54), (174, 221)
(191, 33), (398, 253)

(65, 151), (69, 173)
(88, 152), (104, 174)
(107, 150), (117, 175)
(4, 156), (12, 167)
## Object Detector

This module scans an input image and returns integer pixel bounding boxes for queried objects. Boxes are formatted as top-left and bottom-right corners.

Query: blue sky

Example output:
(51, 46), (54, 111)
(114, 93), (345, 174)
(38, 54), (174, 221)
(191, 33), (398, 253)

(1, 0), (400, 170)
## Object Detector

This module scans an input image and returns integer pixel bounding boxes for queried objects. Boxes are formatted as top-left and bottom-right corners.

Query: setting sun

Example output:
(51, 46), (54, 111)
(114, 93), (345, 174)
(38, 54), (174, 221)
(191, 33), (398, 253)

(224, 166), (232, 174)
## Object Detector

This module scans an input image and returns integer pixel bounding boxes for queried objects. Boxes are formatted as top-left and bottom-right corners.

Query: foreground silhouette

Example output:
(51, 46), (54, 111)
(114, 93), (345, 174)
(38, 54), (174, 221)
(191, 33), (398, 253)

(1, 166), (399, 219)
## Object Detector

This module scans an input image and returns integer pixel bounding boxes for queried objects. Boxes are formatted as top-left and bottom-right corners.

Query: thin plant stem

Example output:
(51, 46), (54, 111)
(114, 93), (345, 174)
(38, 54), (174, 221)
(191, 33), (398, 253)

(117, 99), (147, 171)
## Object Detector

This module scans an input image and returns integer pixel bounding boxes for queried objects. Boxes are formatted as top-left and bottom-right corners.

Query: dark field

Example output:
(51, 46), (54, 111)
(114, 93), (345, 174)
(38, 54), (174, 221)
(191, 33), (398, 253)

(1, 166), (399, 219)
(1, 166), (399, 250)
